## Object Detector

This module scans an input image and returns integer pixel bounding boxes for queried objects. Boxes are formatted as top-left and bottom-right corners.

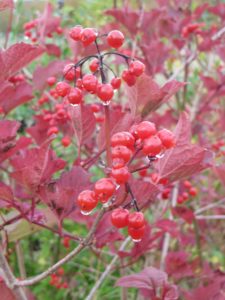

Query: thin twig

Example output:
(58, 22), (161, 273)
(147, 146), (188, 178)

(85, 237), (130, 300)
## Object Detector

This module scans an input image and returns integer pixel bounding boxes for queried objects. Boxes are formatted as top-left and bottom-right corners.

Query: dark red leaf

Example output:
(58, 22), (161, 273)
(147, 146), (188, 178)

(214, 164), (225, 186)
(156, 112), (213, 183)
(172, 206), (195, 224)
(0, 43), (44, 81)
(0, 81), (33, 114)
(155, 219), (178, 237)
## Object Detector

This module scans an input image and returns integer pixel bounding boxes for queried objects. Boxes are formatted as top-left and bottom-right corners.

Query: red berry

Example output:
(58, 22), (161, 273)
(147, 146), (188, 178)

(182, 192), (189, 201)
(55, 82), (71, 97)
(111, 166), (130, 184)
(68, 87), (83, 104)
(189, 187), (198, 196)
(136, 121), (156, 140)
(61, 136), (71, 147)
(56, 26), (63, 35)
(128, 225), (145, 240)
(107, 30), (124, 48)
(80, 28), (97, 47)
(89, 58), (99, 72)
(69, 26), (83, 41)
(82, 74), (98, 93)
(97, 84), (114, 102)
(128, 212), (145, 229)
(162, 188), (171, 199)
(112, 145), (132, 163)
(122, 70), (136, 86)
(95, 115), (105, 123)
(63, 64), (76, 81)
(94, 178), (116, 203)
(111, 208), (129, 228)
(111, 131), (135, 149)
(111, 77), (121, 89)
(57, 268), (64, 276)
(62, 236), (70, 248)
(112, 158), (126, 169)
(129, 61), (145, 77)
(142, 135), (162, 156)
(91, 103), (101, 113)
(183, 180), (192, 189)
(47, 76), (56, 86)
(77, 190), (98, 212)
(47, 126), (59, 136)
(158, 129), (175, 149)
(24, 31), (32, 38)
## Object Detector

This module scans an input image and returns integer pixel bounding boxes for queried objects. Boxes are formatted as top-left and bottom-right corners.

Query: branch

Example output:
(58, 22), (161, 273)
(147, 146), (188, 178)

(160, 183), (179, 270)
(15, 207), (106, 287)
(0, 250), (27, 300)
(85, 237), (130, 300)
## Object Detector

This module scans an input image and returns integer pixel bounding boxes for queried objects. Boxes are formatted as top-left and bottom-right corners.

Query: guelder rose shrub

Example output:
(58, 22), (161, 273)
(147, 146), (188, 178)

(0, 0), (224, 299)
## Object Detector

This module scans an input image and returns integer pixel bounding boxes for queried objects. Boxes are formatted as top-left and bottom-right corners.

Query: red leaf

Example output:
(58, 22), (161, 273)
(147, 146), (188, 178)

(33, 60), (66, 91)
(165, 251), (193, 280)
(45, 44), (61, 57)
(0, 81), (33, 114)
(0, 0), (13, 11)
(26, 115), (50, 145)
(172, 206), (195, 224)
(116, 267), (179, 299)
(69, 104), (96, 149)
(10, 141), (66, 194)
(155, 219), (178, 237)
(0, 281), (15, 300)
(126, 74), (185, 117)
(156, 112), (213, 182)
(0, 43), (44, 81)
(39, 166), (91, 219)
(214, 164), (225, 186)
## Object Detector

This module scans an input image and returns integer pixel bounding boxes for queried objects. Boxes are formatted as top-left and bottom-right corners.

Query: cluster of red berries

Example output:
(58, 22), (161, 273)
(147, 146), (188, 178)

(23, 20), (63, 43)
(212, 140), (225, 157)
(161, 180), (198, 204)
(69, 26), (124, 48)
(49, 268), (68, 289)
(62, 236), (71, 249)
(111, 209), (146, 242)
(53, 27), (145, 106)
(181, 22), (204, 38)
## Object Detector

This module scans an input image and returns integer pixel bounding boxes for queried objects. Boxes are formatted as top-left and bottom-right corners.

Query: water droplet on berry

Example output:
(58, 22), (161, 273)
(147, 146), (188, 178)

(102, 201), (111, 208)
(102, 100), (111, 106)
(81, 210), (92, 216)
(70, 103), (79, 107)
(132, 238), (142, 243)
(115, 183), (120, 190)
(156, 152), (165, 159)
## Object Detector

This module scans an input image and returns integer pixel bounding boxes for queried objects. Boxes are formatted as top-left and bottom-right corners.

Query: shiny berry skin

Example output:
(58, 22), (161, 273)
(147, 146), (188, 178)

(68, 87), (83, 104)
(189, 187), (198, 196)
(61, 136), (71, 147)
(136, 121), (156, 140)
(111, 166), (130, 184)
(122, 70), (136, 86)
(112, 158), (126, 169)
(90, 103), (101, 113)
(158, 129), (175, 149)
(55, 82), (71, 97)
(107, 30), (124, 48)
(111, 208), (129, 228)
(128, 212), (145, 229)
(112, 145), (132, 163)
(89, 58), (99, 72)
(47, 126), (59, 137)
(128, 225), (145, 240)
(111, 131), (135, 149)
(94, 178), (116, 203)
(82, 74), (98, 93)
(111, 77), (121, 89)
(97, 84), (114, 102)
(69, 26), (83, 41)
(142, 135), (162, 156)
(183, 180), (192, 189)
(80, 28), (97, 47)
(77, 190), (97, 212)
(47, 76), (56, 86)
(63, 64), (75, 81)
(129, 61), (145, 77)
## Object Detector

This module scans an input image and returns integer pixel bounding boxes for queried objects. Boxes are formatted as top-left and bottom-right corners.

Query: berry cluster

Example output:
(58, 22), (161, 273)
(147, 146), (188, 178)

(49, 268), (68, 289)
(23, 20), (63, 43)
(181, 22), (204, 38)
(161, 180), (198, 204)
(111, 209), (146, 242)
(53, 27), (145, 107)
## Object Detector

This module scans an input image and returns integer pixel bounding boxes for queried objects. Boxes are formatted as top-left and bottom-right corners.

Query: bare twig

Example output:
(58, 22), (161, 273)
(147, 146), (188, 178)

(16, 242), (27, 279)
(85, 237), (130, 300)
(0, 250), (27, 300)
(212, 25), (225, 41)
(14, 208), (106, 287)
(160, 183), (179, 270)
